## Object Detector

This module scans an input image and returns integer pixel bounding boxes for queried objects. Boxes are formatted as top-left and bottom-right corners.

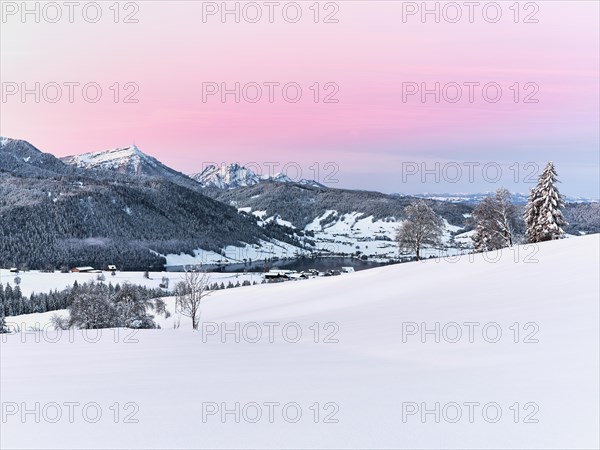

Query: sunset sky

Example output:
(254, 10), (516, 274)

(1, 1), (598, 196)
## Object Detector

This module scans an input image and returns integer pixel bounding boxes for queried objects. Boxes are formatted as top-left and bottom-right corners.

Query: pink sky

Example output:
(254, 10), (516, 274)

(1, 1), (598, 195)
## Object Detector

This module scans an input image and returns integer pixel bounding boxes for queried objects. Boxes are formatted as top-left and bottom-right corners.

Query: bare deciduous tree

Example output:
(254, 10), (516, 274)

(174, 269), (212, 330)
(495, 188), (519, 247)
(471, 196), (505, 252)
(471, 188), (519, 252)
(396, 201), (444, 261)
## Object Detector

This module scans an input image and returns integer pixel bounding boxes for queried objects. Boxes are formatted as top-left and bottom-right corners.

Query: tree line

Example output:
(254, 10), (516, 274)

(0, 280), (169, 325)
(395, 161), (568, 258)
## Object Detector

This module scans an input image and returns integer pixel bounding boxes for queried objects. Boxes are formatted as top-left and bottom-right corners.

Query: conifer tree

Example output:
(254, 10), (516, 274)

(0, 312), (8, 334)
(0, 283), (5, 316)
(524, 162), (567, 242)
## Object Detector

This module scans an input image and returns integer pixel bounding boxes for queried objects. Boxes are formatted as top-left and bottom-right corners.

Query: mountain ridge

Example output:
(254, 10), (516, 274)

(0, 138), (300, 270)
(61, 145), (201, 191)
(190, 162), (326, 189)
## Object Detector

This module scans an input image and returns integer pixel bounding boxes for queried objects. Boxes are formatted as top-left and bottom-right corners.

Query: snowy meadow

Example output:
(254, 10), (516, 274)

(1, 236), (598, 449)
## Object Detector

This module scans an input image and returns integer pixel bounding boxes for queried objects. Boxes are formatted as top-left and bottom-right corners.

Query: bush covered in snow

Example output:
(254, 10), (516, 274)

(67, 282), (167, 329)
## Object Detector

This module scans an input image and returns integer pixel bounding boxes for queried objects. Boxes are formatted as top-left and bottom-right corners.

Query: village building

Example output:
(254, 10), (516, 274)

(71, 266), (95, 273)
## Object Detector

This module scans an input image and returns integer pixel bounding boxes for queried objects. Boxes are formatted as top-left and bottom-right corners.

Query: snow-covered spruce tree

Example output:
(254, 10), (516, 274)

(396, 201), (444, 261)
(524, 162), (567, 242)
(0, 311), (9, 334)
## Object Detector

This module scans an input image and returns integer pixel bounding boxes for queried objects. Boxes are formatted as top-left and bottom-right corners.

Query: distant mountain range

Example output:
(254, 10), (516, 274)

(58, 144), (597, 204)
(2, 137), (598, 269)
(403, 192), (598, 205)
(62, 149), (325, 190)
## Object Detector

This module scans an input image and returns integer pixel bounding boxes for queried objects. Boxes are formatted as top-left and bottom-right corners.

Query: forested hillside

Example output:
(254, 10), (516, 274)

(205, 182), (473, 228)
(0, 138), (296, 270)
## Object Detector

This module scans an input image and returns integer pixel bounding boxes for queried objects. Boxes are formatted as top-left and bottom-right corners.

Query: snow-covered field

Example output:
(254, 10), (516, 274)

(305, 211), (467, 259)
(1, 235), (598, 449)
(162, 238), (307, 267)
(0, 269), (264, 298)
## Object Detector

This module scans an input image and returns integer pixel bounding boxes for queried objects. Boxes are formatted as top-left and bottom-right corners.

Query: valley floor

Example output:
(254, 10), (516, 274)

(1, 236), (599, 449)
(0, 269), (263, 298)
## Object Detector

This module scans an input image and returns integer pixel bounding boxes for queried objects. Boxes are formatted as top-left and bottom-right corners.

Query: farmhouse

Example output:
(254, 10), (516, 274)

(71, 266), (95, 273)
(264, 269), (292, 280)
(264, 270), (310, 281)
(286, 272), (309, 280)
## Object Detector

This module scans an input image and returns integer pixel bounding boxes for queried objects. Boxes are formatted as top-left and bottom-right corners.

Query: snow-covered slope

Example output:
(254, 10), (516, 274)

(208, 183), (473, 260)
(2, 235), (598, 449)
(300, 210), (466, 259)
(0, 137), (71, 177)
(190, 163), (325, 189)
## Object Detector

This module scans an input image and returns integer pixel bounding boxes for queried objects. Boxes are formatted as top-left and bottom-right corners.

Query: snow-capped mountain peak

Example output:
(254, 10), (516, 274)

(190, 163), (260, 189)
(60, 144), (202, 190)
(62, 145), (158, 175)
(260, 172), (292, 183)
(190, 163), (325, 189)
